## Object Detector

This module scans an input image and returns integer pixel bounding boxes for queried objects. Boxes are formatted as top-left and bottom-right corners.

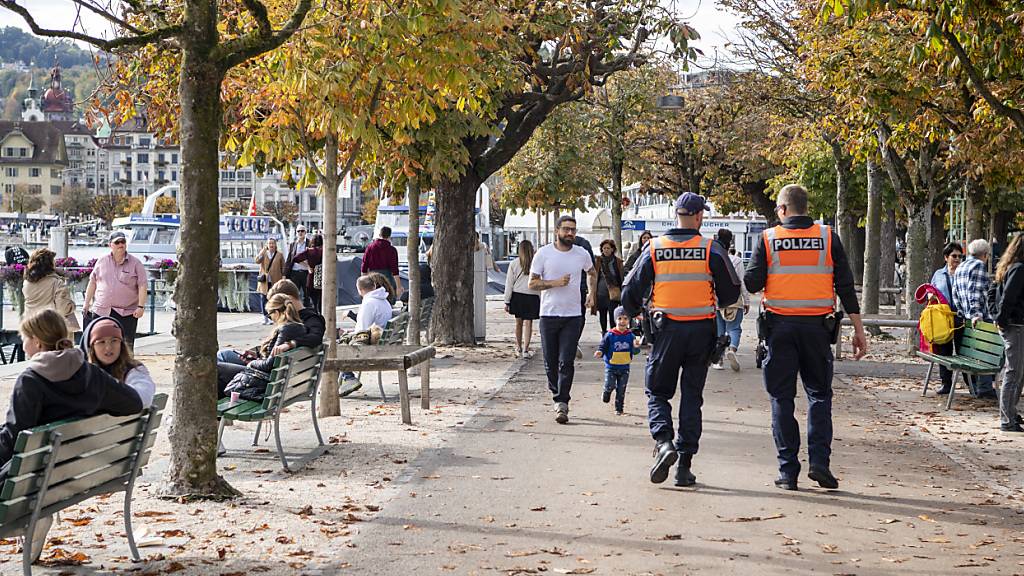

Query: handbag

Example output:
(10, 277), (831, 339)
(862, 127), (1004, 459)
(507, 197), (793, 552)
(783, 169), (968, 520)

(312, 264), (323, 289)
(257, 273), (268, 283)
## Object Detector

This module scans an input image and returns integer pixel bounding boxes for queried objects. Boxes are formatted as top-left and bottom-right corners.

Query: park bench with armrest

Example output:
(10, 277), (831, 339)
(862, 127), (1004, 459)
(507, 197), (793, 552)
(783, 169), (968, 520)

(217, 346), (326, 472)
(0, 394), (167, 576)
(917, 321), (1005, 410)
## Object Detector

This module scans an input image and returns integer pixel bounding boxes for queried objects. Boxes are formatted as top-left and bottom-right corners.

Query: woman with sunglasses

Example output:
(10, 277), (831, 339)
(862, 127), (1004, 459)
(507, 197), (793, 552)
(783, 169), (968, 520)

(930, 242), (964, 394)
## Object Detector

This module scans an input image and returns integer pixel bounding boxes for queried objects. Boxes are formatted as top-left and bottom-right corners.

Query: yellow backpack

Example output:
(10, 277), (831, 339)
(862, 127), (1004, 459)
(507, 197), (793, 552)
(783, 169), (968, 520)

(920, 300), (957, 345)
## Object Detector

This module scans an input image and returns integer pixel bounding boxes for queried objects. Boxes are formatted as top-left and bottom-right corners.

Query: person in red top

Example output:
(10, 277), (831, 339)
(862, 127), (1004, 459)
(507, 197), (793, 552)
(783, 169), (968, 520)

(361, 226), (401, 297)
(292, 234), (324, 314)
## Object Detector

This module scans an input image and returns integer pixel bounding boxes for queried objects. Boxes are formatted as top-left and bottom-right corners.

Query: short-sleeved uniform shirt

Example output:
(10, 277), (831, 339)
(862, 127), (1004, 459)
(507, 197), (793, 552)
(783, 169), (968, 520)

(91, 252), (147, 317)
(529, 243), (594, 317)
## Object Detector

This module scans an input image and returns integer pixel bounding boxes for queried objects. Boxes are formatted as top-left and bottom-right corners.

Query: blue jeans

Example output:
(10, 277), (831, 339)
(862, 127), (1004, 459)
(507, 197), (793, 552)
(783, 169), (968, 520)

(716, 308), (744, 350)
(217, 349), (245, 364)
(604, 368), (630, 411)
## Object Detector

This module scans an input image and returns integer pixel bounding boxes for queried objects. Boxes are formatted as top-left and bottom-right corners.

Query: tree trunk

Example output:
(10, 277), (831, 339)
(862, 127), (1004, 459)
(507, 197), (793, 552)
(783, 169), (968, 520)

(905, 202), (932, 320)
(610, 159), (623, 257)
(930, 209), (946, 273)
(991, 209), (1012, 249)
(163, 41), (236, 497)
(966, 180), (984, 243)
(862, 158), (882, 314)
(318, 137), (340, 418)
(854, 226), (865, 285)
(407, 178), (422, 346)
(431, 174), (481, 345)
(741, 180), (777, 224)
(881, 207), (897, 302)
(829, 139), (857, 277)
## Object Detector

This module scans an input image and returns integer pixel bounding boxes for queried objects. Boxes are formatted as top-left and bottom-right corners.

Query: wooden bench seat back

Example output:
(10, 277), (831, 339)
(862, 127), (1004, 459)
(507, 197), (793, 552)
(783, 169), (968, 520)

(0, 394), (167, 528)
(959, 323), (1005, 369)
(260, 346), (324, 411)
(379, 313), (410, 346)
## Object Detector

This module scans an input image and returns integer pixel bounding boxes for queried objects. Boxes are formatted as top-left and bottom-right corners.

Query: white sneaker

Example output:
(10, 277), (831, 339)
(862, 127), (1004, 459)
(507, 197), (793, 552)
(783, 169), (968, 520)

(522, 350), (534, 359)
(726, 348), (740, 372)
(711, 362), (724, 370)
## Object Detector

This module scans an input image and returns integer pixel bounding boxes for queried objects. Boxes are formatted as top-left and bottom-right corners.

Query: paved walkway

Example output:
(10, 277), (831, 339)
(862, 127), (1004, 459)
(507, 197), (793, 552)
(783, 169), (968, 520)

(331, 324), (1024, 575)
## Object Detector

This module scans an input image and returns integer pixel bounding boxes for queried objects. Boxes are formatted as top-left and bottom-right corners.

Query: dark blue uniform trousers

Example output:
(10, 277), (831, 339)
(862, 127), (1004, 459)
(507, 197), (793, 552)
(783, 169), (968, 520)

(646, 318), (715, 455)
(763, 317), (834, 479)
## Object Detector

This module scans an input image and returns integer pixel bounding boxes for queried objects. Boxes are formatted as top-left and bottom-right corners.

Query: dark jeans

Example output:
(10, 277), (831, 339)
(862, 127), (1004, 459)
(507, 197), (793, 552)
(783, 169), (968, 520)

(260, 293), (269, 320)
(763, 317), (833, 478)
(289, 269), (309, 305)
(933, 336), (968, 389)
(646, 318), (715, 455)
(539, 315), (585, 404)
(83, 309), (139, 351)
(309, 288), (323, 314)
(604, 368), (630, 411)
(597, 301), (621, 334)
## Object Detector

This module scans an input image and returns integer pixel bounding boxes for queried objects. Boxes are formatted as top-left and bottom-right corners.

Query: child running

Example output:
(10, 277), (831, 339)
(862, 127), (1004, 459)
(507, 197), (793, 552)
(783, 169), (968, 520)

(594, 306), (639, 415)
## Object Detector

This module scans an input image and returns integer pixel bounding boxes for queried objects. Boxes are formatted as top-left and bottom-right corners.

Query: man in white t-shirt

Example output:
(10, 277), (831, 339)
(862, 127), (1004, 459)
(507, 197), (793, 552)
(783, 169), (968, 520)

(529, 215), (597, 424)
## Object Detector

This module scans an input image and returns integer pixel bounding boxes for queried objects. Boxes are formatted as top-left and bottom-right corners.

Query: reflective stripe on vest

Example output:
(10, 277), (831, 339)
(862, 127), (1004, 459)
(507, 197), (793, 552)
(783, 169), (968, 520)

(649, 235), (716, 321)
(763, 224), (836, 316)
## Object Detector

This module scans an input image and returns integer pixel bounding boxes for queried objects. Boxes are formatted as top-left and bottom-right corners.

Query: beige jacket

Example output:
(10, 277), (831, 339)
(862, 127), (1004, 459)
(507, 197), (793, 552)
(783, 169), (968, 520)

(256, 248), (286, 295)
(23, 273), (81, 331)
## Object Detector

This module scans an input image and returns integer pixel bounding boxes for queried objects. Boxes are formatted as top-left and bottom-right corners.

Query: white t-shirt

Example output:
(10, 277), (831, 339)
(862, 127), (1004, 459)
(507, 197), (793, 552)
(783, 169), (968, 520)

(530, 243), (594, 317)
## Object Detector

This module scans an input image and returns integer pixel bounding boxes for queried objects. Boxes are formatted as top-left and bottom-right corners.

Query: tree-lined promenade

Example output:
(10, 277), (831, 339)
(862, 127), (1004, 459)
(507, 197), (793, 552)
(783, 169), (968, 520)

(0, 0), (1023, 572)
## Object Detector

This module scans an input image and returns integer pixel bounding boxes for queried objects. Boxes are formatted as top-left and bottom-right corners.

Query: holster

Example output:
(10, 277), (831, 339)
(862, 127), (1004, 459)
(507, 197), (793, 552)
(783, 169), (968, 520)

(650, 310), (666, 333)
(823, 310), (845, 345)
(757, 310), (773, 340)
(708, 334), (731, 367)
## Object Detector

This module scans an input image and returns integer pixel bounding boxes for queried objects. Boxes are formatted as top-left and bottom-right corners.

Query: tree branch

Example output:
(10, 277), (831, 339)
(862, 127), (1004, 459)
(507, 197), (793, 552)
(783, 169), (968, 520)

(0, 1), (182, 51)
(942, 28), (1024, 136)
(218, 0), (313, 69)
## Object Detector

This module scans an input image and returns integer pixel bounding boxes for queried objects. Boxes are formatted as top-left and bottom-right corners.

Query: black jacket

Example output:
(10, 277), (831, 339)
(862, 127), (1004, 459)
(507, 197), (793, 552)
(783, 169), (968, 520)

(0, 349), (142, 469)
(996, 263), (1024, 328)
(621, 228), (741, 318)
(294, 308), (326, 348)
(249, 323), (310, 373)
(743, 216), (861, 315)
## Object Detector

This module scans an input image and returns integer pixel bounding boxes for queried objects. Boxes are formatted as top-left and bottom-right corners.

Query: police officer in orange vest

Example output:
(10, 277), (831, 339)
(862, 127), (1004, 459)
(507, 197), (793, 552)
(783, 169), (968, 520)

(744, 184), (868, 491)
(622, 192), (740, 486)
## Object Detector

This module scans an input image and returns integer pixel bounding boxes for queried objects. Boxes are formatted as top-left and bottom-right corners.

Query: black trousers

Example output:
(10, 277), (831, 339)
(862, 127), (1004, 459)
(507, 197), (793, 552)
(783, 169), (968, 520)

(289, 269), (309, 305)
(539, 315), (585, 404)
(83, 309), (139, 350)
(645, 318), (715, 455)
(763, 317), (833, 478)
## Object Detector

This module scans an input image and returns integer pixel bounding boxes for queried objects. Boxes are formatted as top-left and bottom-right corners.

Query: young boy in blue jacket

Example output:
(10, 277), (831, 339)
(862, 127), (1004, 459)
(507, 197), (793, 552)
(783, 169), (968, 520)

(594, 306), (640, 414)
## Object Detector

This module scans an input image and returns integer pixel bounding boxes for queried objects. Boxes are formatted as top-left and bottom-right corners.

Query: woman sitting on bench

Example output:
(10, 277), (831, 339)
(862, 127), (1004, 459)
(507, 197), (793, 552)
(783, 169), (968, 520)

(80, 316), (157, 408)
(0, 310), (142, 561)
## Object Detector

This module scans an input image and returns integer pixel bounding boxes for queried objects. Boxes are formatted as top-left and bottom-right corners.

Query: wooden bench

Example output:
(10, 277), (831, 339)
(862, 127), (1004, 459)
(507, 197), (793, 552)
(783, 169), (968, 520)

(0, 394), (167, 576)
(217, 346), (326, 472)
(917, 321), (1005, 409)
(328, 345), (435, 425)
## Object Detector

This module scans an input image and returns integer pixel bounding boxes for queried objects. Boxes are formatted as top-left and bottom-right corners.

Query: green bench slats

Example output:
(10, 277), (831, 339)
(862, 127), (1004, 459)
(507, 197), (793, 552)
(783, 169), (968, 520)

(6, 413), (162, 480)
(217, 346), (325, 471)
(920, 323), (1005, 409)
(0, 453), (145, 523)
(2, 436), (157, 501)
(0, 393), (166, 573)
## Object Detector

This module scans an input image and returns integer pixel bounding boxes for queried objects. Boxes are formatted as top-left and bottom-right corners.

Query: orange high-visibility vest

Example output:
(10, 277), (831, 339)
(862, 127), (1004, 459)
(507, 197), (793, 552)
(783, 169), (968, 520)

(762, 224), (836, 316)
(649, 235), (716, 321)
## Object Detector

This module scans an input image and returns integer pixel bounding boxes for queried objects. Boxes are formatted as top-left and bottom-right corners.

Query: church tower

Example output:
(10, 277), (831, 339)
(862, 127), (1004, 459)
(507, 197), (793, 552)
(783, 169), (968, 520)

(40, 60), (74, 121)
(21, 75), (44, 122)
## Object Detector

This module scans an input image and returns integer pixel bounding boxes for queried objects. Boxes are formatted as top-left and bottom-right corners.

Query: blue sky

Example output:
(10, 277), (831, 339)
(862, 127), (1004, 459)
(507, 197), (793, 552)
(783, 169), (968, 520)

(0, 0), (741, 61)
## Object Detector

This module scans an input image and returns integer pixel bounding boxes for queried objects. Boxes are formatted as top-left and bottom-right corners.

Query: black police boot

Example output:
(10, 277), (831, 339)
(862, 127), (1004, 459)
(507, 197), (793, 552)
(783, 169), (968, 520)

(774, 475), (798, 491)
(674, 453), (696, 487)
(650, 441), (678, 484)
(808, 466), (839, 489)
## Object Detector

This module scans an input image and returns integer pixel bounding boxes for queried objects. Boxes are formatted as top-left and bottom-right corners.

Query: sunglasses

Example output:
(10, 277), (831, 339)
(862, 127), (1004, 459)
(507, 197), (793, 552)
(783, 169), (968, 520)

(112, 239), (126, 245)
(949, 254), (963, 260)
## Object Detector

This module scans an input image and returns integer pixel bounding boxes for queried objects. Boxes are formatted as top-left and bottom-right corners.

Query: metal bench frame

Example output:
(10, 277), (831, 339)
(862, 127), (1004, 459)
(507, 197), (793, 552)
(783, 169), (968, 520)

(0, 395), (166, 576)
(917, 321), (1005, 409)
(217, 346), (326, 472)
